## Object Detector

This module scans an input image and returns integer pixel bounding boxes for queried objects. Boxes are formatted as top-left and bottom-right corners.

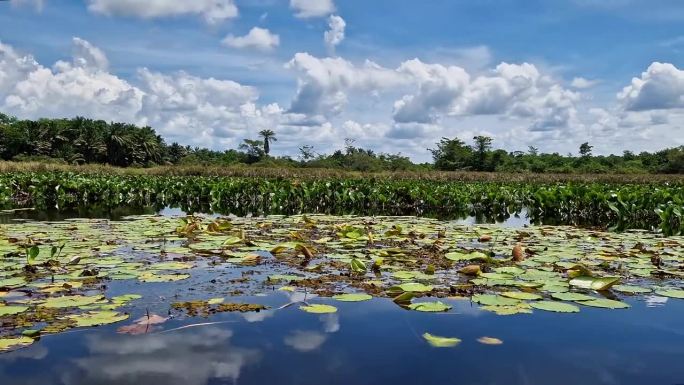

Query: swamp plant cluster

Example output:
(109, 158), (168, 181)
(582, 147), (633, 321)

(1, 172), (683, 235)
(1, 214), (683, 352)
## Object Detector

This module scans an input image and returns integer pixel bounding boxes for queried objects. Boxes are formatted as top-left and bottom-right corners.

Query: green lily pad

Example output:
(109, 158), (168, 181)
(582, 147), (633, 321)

(530, 301), (580, 313)
(396, 283), (434, 293)
(500, 291), (542, 300)
(445, 251), (489, 262)
(0, 306), (29, 316)
(569, 276), (620, 291)
(422, 333), (461, 347)
(579, 298), (630, 309)
(612, 285), (651, 294)
(43, 295), (103, 309)
(332, 293), (373, 302)
(0, 336), (34, 352)
(408, 301), (452, 312)
(299, 304), (338, 314)
(655, 289), (684, 299)
(551, 292), (596, 301)
(67, 311), (130, 327)
(472, 294), (520, 306)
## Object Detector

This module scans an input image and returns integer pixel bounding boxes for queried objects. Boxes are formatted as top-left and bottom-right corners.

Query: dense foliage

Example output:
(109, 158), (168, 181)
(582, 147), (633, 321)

(2, 113), (684, 173)
(1, 172), (683, 235)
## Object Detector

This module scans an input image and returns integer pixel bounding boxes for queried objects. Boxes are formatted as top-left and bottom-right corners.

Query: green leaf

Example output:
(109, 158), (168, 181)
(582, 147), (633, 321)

(43, 295), (103, 309)
(530, 301), (580, 313)
(500, 291), (542, 300)
(408, 301), (452, 312)
(67, 311), (129, 327)
(612, 285), (652, 294)
(551, 292), (596, 301)
(299, 304), (338, 314)
(472, 294), (520, 306)
(396, 282), (433, 293)
(332, 293), (372, 302)
(422, 333), (461, 347)
(445, 251), (489, 262)
(350, 258), (367, 273)
(569, 276), (620, 291)
(578, 298), (630, 309)
(0, 306), (29, 316)
(655, 289), (684, 299)
(0, 336), (34, 352)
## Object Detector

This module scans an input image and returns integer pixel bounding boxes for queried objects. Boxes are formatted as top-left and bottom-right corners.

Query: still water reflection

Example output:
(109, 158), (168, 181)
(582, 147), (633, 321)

(2, 294), (684, 385)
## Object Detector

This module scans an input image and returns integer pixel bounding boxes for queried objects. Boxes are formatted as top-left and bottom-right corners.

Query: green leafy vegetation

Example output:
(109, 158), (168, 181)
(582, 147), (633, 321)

(0, 213), (683, 354)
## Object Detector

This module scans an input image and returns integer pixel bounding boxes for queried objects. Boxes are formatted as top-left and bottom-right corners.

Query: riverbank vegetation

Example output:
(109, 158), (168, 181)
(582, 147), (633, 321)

(2, 113), (684, 174)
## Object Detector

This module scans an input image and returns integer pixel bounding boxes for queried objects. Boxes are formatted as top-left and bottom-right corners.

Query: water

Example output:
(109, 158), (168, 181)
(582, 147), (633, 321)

(1, 209), (683, 385)
(1, 293), (683, 385)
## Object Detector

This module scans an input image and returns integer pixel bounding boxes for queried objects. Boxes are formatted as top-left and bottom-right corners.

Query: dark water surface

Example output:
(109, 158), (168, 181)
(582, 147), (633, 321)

(1, 292), (683, 385)
(1, 208), (683, 385)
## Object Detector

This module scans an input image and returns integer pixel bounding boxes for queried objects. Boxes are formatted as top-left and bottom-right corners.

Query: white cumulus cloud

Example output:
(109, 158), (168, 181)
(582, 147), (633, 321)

(290, 0), (335, 18)
(223, 27), (280, 51)
(618, 62), (684, 111)
(324, 15), (346, 55)
(87, 0), (238, 24)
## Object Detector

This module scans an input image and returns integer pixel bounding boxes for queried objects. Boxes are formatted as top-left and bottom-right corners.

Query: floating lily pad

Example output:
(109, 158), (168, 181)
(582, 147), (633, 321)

(501, 291), (542, 300)
(332, 293), (373, 302)
(422, 333), (461, 347)
(445, 251), (489, 262)
(299, 304), (338, 314)
(0, 336), (34, 352)
(551, 292), (596, 302)
(655, 289), (684, 299)
(579, 298), (630, 309)
(0, 306), (29, 316)
(67, 311), (130, 327)
(408, 301), (452, 312)
(613, 285), (651, 294)
(530, 301), (580, 313)
(569, 276), (620, 291)
(43, 295), (103, 309)
(396, 283), (433, 293)
(472, 294), (520, 306)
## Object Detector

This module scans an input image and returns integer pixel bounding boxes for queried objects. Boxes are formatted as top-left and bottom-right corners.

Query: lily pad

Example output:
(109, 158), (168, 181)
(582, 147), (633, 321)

(501, 291), (542, 300)
(422, 333), (461, 347)
(396, 283), (434, 293)
(332, 293), (373, 302)
(655, 289), (684, 299)
(579, 299), (630, 309)
(43, 295), (103, 309)
(0, 336), (34, 352)
(408, 301), (452, 312)
(530, 301), (580, 313)
(0, 306), (29, 316)
(569, 276), (620, 291)
(445, 251), (489, 262)
(67, 311), (130, 327)
(472, 294), (520, 306)
(299, 304), (338, 314)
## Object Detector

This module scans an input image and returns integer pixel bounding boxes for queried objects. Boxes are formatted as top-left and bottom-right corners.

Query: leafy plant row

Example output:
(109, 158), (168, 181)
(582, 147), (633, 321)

(0, 172), (682, 235)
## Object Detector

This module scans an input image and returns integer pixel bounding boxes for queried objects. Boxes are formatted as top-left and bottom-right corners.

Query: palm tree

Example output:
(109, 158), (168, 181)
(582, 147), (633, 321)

(258, 130), (277, 155)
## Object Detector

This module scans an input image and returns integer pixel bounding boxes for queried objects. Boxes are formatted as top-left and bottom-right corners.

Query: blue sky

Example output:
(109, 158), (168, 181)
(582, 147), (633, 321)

(0, 0), (683, 161)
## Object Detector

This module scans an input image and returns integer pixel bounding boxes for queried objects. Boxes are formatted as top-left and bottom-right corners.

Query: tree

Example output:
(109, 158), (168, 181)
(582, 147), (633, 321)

(299, 145), (316, 161)
(579, 142), (593, 157)
(258, 130), (277, 155)
(473, 135), (493, 171)
(430, 137), (473, 171)
(528, 146), (539, 156)
(239, 139), (265, 163)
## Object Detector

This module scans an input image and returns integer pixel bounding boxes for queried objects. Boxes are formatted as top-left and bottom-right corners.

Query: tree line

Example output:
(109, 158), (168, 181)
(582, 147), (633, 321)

(1, 112), (683, 173)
